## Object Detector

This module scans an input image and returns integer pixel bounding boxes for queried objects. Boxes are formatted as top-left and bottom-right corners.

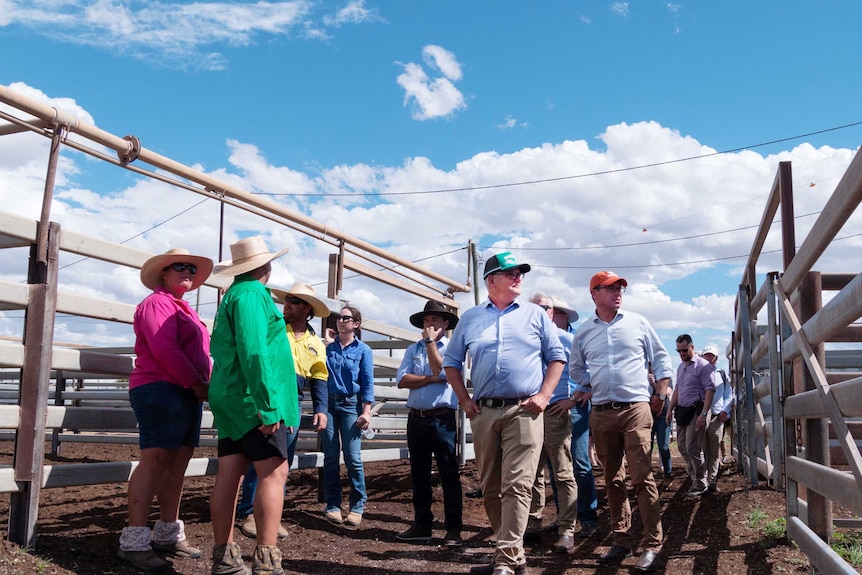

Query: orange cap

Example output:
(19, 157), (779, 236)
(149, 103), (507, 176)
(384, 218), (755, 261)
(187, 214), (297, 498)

(589, 270), (628, 291)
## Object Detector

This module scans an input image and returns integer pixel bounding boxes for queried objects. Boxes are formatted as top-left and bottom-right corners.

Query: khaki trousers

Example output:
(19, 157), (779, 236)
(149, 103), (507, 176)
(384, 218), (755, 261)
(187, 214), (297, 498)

(677, 413), (709, 491)
(528, 408), (578, 537)
(472, 404), (544, 569)
(590, 402), (662, 551)
(704, 415), (725, 484)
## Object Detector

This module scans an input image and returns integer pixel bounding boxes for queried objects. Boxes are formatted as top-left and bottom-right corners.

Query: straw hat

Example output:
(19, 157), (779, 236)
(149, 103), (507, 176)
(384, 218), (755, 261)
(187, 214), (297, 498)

(140, 248), (213, 291)
(213, 236), (289, 277)
(270, 282), (331, 318)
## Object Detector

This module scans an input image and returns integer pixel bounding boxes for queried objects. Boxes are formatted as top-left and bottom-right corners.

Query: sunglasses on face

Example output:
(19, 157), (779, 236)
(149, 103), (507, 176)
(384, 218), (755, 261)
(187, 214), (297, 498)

(164, 263), (197, 275)
(337, 315), (356, 322)
(676, 347), (692, 354)
(285, 296), (307, 305)
(539, 304), (553, 311)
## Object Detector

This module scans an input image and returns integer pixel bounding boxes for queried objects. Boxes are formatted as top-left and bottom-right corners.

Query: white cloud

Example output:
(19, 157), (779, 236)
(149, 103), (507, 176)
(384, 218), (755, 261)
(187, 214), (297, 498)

(397, 45), (467, 121)
(0, 0), (367, 70)
(1, 82), (858, 354)
(580, 15), (592, 25)
(611, 2), (630, 17)
(323, 0), (384, 27)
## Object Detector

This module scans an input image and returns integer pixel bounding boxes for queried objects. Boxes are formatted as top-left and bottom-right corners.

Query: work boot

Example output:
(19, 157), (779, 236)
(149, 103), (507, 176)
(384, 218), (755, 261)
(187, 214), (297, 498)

(211, 542), (251, 575)
(116, 549), (169, 572)
(252, 545), (284, 575)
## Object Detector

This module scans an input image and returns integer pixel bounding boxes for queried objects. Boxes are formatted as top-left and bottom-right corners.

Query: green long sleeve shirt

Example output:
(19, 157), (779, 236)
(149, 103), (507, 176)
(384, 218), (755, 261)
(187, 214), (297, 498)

(209, 274), (299, 440)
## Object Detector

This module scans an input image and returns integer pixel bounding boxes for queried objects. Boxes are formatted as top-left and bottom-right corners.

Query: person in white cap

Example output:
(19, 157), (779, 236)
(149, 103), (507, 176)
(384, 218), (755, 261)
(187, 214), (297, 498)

(207, 236), (296, 575)
(701, 345), (734, 493)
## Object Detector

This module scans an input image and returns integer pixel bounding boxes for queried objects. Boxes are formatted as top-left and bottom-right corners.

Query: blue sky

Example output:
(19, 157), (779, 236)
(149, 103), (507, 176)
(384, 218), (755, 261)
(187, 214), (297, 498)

(2, 0), (861, 370)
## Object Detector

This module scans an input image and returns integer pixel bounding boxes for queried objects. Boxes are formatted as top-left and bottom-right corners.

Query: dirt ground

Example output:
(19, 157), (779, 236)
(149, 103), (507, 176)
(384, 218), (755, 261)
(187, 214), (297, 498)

(0, 440), (821, 574)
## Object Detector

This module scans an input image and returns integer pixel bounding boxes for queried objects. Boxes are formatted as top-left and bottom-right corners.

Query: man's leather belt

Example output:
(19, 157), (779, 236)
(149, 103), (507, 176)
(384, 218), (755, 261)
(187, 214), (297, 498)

(409, 407), (456, 418)
(477, 397), (525, 408)
(593, 401), (637, 411)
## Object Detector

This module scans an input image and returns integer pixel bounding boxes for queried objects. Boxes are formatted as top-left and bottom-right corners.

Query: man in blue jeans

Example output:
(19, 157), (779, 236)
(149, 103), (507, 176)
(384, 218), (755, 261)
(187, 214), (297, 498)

(395, 300), (463, 547)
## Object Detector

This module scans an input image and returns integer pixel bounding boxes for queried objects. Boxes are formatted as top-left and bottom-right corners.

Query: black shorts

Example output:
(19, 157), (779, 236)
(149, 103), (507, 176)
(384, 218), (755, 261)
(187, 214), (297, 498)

(217, 423), (289, 461)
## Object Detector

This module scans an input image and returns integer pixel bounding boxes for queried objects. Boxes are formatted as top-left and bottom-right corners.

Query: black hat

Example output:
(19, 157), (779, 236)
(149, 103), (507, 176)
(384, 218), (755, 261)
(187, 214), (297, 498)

(409, 300), (459, 329)
(483, 251), (531, 279)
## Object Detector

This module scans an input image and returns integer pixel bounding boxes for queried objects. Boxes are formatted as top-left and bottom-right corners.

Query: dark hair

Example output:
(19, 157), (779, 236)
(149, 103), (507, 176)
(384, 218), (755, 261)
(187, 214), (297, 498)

(676, 333), (693, 346)
(343, 305), (363, 339)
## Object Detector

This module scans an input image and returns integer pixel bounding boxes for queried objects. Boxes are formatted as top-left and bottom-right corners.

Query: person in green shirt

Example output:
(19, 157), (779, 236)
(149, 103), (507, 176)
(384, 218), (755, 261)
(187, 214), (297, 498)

(208, 236), (298, 575)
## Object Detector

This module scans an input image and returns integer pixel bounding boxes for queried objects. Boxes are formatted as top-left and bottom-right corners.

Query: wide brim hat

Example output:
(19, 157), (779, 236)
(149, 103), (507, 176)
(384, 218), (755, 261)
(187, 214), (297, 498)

(140, 248), (213, 291)
(550, 295), (579, 323)
(271, 282), (331, 318)
(409, 299), (459, 330)
(213, 236), (289, 277)
(483, 251), (531, 279)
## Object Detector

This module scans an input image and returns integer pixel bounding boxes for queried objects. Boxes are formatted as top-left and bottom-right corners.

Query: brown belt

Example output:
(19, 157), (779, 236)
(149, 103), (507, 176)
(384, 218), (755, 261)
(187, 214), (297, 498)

(409, 407), (457, 418)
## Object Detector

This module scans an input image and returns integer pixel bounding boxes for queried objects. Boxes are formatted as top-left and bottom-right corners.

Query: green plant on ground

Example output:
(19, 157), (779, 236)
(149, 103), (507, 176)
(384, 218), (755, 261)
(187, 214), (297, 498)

(746, 508), (768, 528)
(762, 517), (786, 540)
(832, 531), (862, 566)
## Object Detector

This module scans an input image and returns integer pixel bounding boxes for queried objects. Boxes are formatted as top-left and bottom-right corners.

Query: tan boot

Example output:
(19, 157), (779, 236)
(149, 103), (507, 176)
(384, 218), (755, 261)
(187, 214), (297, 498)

(251, 545), (284, 575)
(211, 542), (250, 575)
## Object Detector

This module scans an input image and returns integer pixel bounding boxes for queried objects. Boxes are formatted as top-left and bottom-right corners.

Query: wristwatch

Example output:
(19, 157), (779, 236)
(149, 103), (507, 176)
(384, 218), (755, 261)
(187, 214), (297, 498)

(423, 337), (434, 345)
(658, 393), (667, 401)
(700, 411), (708, 416)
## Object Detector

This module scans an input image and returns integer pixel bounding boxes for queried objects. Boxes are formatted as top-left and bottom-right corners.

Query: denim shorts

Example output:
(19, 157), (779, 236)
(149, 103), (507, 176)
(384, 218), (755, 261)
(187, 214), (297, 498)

(217, 424), (289, 462)
(129, 381), (202, 450)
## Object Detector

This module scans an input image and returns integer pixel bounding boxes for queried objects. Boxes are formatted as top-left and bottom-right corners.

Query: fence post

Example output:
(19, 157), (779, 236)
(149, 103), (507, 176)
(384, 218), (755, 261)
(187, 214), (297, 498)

(766, 273), (785, 490)
(800, 272), (832, 542)
(9, 221), (60, 547)
(738, 283), (759, 486)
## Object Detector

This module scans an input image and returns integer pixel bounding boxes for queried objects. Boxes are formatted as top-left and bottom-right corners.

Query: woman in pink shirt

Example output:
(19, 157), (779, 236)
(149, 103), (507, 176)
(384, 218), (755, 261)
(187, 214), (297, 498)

(117, 248), (213, 573)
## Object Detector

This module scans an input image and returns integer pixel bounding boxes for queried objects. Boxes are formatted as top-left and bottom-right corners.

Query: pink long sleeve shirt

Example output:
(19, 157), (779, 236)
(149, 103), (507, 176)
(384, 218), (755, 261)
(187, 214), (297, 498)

(129, 287), (212, 390)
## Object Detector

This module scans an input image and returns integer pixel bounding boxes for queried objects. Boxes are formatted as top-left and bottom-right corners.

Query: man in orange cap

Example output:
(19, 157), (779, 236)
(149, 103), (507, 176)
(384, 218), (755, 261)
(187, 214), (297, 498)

(569, 271), (672, 572)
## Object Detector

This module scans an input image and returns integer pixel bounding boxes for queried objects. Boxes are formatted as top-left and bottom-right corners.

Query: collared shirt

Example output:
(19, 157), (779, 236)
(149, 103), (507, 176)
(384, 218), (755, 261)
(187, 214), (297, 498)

(569, 309), (673, 405)
(710, 367), (735, 415)
(287, 327), (329, 414)
(130, 287), (211, 391)
(676, 354), (716, 407)
(209, 275), (299, 440)
(326, 336), (375, 404)
(442, 297), (565, 400)
(551, 328), (574, 404)
(396, 336), (458, 411)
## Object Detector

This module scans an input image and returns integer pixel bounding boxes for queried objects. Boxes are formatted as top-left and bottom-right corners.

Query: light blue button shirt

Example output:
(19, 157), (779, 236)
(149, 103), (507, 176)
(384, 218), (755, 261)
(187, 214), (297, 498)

(442, 298), (565, 400)
(550, 328), (574, 404)
(569, 309), (673, 405)
(396, 337), (458, 411)
(710, 367), (735, 415)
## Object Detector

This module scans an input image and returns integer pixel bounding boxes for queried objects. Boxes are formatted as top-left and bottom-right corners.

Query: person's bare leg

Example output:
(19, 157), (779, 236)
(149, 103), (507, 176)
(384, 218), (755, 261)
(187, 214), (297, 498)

(156, 446), (195, 522)
(128, 447), (172, 526)
(210, 453), (249, 545)
(252, 456), (289, 546)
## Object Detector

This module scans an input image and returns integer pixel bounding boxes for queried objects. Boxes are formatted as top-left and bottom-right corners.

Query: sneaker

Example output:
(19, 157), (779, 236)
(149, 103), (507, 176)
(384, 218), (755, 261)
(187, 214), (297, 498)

(344, 511), (362, 529)
(251, 545), (284, 575)
(116, 549), (169, 572)
(211, 542), (251, 575)
(578, 523), (598, 539)
(324, 509), (343, 526)
(443, 528), (463, 547)
(707, 482), (721, 493)
(396, 524), (432, 542)
(152, 539), (203, 558)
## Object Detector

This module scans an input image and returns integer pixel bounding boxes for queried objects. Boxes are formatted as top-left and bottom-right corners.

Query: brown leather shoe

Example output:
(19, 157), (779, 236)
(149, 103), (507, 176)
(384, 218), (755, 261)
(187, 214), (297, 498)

(554, 534), (574, 553)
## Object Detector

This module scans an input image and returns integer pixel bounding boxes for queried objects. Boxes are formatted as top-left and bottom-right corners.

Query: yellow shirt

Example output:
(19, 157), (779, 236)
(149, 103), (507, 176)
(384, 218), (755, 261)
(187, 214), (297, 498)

(287, 327), (329, 381)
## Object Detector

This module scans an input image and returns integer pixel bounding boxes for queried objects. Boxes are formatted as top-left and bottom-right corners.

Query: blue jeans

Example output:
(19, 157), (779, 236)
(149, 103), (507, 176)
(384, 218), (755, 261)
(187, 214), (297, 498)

(407, 410), (462, 530)
(237, 424), (299, 518)
(651, 402), (672, 475)
(570, 402), (598, 527)
(321, 394), (366, 514)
